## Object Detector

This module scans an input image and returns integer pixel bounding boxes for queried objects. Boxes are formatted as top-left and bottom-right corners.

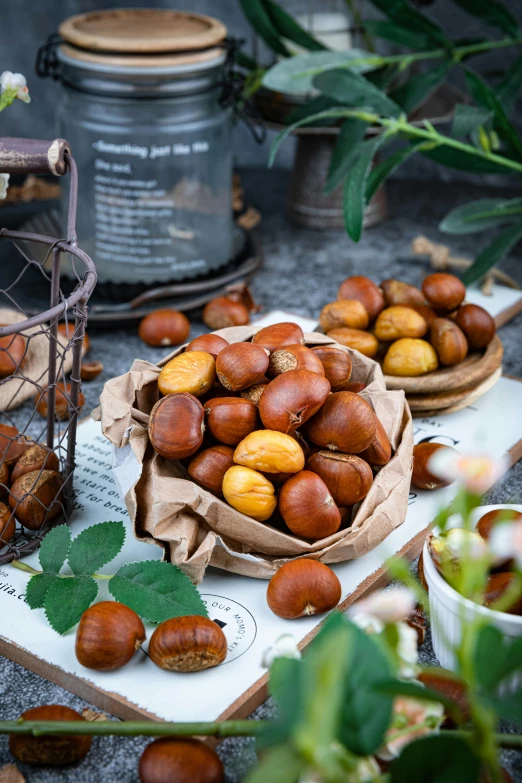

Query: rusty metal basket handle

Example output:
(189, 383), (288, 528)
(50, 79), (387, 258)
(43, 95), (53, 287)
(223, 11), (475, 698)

(0, 137), (70, 176)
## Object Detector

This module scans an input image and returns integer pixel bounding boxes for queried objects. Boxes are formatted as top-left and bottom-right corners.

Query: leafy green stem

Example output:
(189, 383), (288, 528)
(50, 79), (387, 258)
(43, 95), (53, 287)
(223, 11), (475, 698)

(441, 731), (522, 750)
(12, 562), (112, 581)
(0, 719), (265, 738)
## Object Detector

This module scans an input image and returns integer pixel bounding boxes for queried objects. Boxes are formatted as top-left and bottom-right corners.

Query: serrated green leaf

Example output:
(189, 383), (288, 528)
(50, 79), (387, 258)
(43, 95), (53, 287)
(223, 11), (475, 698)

(343, 135), (388, 242)
(25, 573), (60, 609)
(363, 20), (432, 50)
(451, 104), (493, 138)
(369, 0), (449, 46)
(44, 576), (98, 634)
(265, 1), (327, 52)
(498, 54), (522, 111)
(67, 521), (125, 576)
(465, 68), (522, 160)
(262, 50), (376, 96)
(239, 0), (290, 57)
(421, 144), (512, 174)
(109, 561), (208, 623)
(390, 735), (481, 783)
(365, 142), (423, 204)
(440, 197), (522, 234)
(390, 61), (451, 114)
(448, 0), (519, 36)
(326, 118), (369, 192)
(246, 744), (302, 783)
(462, 220), (522, 284)
(39, 525), (71, 574)
(314, 68), (403, 118)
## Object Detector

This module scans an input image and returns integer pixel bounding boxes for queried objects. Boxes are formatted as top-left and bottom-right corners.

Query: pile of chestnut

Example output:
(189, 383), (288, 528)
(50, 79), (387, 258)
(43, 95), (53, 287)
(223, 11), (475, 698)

(319, 272), (496, 376)
(147, 321), (393, 544)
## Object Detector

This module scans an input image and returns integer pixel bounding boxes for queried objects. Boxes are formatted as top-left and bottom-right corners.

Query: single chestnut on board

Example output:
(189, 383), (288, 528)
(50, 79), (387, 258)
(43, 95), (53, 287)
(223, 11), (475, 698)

(454, 303), (496, 350)
(411, 442), (458, 490)
(267, 559), (342, 619)
(149, 615), (227, 672)
(148, 393), (205, 460)
(9, 705), (92, 766)
(75, 601), (146, 671)
(139, 737), (224, 783)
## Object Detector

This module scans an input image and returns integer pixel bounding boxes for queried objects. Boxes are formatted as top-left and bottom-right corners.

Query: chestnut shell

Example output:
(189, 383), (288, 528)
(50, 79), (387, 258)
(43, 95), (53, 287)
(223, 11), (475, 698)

(279, 470), (341, 539)
(307, 451), (373, 506)
(149, 615), (227, 672)
(266, 559), (342, 619)
(259, 369), (331, 434)
(139, 737), (224, 783)
(148, 393), (205, 460)
(75, 601), (146, 670)
(305, 391), (377, 454)
(9, 705), (92, 765)
(204, 397), (259, 445)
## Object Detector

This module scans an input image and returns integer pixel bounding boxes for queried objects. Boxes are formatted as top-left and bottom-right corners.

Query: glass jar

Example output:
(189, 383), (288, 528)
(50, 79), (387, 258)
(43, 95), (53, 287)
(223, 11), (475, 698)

(51, 10), (233, 286)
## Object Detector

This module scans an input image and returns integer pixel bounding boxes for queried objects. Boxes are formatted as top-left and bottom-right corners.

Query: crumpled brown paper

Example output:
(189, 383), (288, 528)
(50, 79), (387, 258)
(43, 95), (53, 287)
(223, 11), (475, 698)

(94, 326), (413, 583)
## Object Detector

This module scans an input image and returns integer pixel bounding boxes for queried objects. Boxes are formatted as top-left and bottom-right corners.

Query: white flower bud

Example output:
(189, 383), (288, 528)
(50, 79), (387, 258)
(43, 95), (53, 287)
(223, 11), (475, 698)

(261, 633), (301, 669)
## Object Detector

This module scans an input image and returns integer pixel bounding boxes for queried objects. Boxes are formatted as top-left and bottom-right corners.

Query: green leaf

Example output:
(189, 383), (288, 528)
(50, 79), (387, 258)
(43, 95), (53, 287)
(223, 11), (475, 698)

(486, 691), (522, 724)
(474, 625), (522, 692)
(363, 20), (432, 50)
(67, 521), (125, 576)
(25, 573), (60, 609)
(269, 108), (356, 167)
(365, 142), (424, 204)
(451, 104), (493, 138)
(246, 744), (302, 783)
(109, 561), (208, 623)
(239, 0), (291, 58)
(465, 68), (522, 160)
(373, 678), (462, 723)
(44, 576), (98, 634)
(314, 68), (403, 118)
(235, 51), (258, 72)
(390, 62), (451, 115)
(39, 524), (71, 574)
(448, 0), (519, 37)
(343, 135), (388, 242)
(390, 735), (481, 783)
(259, 657), (303, 748)
(421, 145), (512, 174)
(369, 0), (449, 46)
(287, 96), (342, 127)
(326, 118), (369, 192)
(498, 54), (522, 111)
(440, 197), (522, 234)
(262, 50), (376, 96)
(461, 220), (522, 284)
(265, 1), (327, 52)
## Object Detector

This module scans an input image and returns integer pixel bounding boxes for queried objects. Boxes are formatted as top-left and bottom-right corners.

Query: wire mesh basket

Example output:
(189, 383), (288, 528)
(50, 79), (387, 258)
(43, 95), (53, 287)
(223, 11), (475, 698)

(0, 137), (96, 564)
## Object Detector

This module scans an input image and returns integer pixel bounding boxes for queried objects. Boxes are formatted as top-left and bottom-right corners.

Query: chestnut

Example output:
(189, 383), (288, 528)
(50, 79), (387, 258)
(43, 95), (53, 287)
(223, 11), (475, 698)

(186, 333), (229, 358)
(266, 559), (342, 619)
(11, 444), (59, 482)
(279, 471), (341, 539)
(234, 430), (305, 474)
(139, 738), (224, 783)
(0, 423), (31, 467)
(326, 327), (379, 358)
(259, 369), (331, 434)
(307, 451), (373, 506)
(188, 445), (235, 496)
(240, 383), (268, 406)
(149, 615), (227, 672)
(267, 344), (325, 378)
(381, 279), (425, 307)
(75, 601), (146, 670)
(374, 306), (428, 341)
(476, 508), (522, 540)
(422, 273), (466, 312)
(417, 669), (471, 727)
(80, 360), (104, 381)
(430, 318), (468, 366)
(204, 397), (259, 446)
(138, 309), (190, 347)
(9, 705), (92, 765)
(0, 327), (26, 378)
(484, 572), (522, 614)
(319, 300), (369, 332)
(35, 382), (85, 421)
(406, 302), (438, 328)
(383, 338), (438, 377)
(359, 418), (392, 467)
(337, 276), (385, 321)
(9, 470), (63, 529)
(149, 394), (205, 460)
(0, 461), (8, 492)
(202, 296), (250, 330)
(0, 501), (15, 545)
(215, 342), (269, 391)
(57, 322), (90, 353)
(454, 303), (496, 350)
(252, 322), (305, 352)
(158, 351), (216, 398)
(310, 346), (352, 389)
(336, 381), (366, 393)
(305, 391), (377, 454)
(411, 442), (458, 490)
(222, 465), (277, 520)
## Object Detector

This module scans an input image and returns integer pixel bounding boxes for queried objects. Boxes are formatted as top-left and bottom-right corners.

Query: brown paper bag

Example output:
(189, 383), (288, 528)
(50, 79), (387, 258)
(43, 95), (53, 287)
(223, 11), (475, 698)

(94, 326), (413, 582)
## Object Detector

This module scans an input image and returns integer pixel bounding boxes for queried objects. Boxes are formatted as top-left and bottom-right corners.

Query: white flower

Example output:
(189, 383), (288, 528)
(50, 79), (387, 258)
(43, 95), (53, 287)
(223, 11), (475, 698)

(0, 71), (30, 103)
(349, 611), (384, 635)
(429, 449), (508, 496)
(0, 173), (9, 199)
(348, 587), (416, 624)
(490, 519), (522, 569)
(396, 621), (419, 679)
(261, 633), (301, 669)
(378, 695), (444, 761)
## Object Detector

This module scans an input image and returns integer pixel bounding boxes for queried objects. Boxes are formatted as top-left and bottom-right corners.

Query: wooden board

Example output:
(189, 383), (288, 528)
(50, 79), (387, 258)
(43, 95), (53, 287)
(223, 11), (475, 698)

(408, 367), (502, 414)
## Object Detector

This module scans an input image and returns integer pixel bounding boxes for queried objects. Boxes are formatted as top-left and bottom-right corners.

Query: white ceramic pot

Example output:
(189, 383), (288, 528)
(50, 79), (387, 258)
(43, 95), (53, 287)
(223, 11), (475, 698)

(423, 504), (522, 690)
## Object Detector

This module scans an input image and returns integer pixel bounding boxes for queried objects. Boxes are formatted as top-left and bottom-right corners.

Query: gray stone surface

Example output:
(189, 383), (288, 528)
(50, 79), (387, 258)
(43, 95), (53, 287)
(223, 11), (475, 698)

(1, 170), (522, 780)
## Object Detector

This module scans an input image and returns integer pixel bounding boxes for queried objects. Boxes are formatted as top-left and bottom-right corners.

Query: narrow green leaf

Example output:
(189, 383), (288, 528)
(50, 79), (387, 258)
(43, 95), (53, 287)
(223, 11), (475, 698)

(259, 657), (303, 748)
(390, 735), (481, 783)
(239, 0), (290, 57)
(39, 524), (71, 574)
(109, 561), (208, 623)
(448, 0), (519, 37)
(246, 745), (302, 783)
(235, 51), (258, 72)
(440, 197), (522, 234)
(265, 1), (327, 52)
(462, 220), (522, 285)
(421, 145), (512, 174)
(314, 68), (403, 118)
(262, 50), (376, 96)
(474, 625), (522, 691)
(365, 142), (423, 203)
(465, 68), (522, 159)
(363, 20), (432, 50)
(498, 53), (522, 111)
(451, 104), (492, 138)
(369, 0), (449, 46)
(373, 679), (462, 722)
(343, 135), (388, 242)
(366, 64), (402, 91)
(44, 576), (98, 634)
(25, 573), (60, 609)
(67, 521), (125, 576)
(486, 691), (522, 724)
(287, 96), (342, 127)
(269, 108), (355, 167)
(390, 61), (451, 114)
(326, 118), (369, 192)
